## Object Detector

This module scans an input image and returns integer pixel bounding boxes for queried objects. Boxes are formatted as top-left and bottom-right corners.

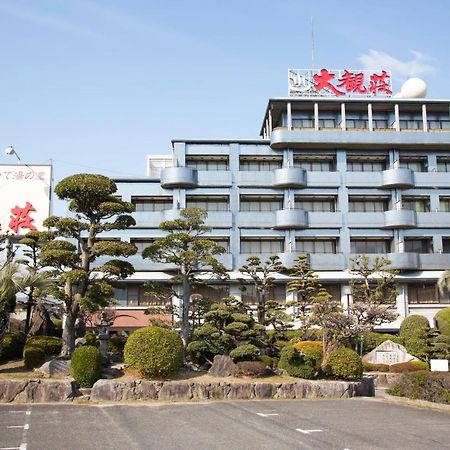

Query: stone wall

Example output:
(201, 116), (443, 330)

(0, 378), (374, 403)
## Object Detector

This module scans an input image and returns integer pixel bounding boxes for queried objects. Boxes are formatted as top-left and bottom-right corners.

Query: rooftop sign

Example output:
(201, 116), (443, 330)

(288, 69), (392, 98)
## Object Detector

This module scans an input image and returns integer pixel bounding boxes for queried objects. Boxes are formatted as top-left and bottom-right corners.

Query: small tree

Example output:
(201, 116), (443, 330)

(0, 264), (19, 356)
(263, 300), (293, 356)
(287, 254), (323, 339)
(142, 208), (227, 346)
(238, 255), (284, 325)
(41, 174), (137, 357)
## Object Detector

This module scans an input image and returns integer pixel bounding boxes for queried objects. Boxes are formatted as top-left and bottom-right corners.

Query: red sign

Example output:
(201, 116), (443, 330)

(9, 202), (37, 233)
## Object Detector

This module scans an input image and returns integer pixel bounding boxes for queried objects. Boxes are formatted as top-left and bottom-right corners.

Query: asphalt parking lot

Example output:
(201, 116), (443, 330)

(0, 398), (449, 450)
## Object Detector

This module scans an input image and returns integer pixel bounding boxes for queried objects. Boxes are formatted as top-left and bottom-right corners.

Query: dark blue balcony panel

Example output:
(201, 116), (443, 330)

(273, 167), (307, 188)
(274, 209), (308, 229)
(387, 252), (419, 270)
(383, 209), (417, 229)
(381, 168), (414, 188)
(160, 167), (198, 188)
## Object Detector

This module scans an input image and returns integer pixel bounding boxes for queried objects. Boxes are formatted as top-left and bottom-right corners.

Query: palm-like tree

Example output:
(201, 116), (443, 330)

(0, 264), (20, 355)
(438, 270), (450, 296)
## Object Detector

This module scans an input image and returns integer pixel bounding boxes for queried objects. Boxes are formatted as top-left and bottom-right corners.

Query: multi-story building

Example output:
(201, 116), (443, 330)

(110, 76), (450, 331)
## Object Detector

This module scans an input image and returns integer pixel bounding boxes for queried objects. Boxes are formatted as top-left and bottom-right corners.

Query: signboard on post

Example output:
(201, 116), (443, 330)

(0, 165), (52, 236)
(288, 69), (392, 98)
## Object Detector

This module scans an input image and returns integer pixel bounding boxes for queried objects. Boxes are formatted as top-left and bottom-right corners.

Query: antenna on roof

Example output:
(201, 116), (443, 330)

(311, 16), (316, 71)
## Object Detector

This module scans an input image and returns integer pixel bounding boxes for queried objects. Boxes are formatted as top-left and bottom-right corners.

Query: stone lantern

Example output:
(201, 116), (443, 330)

(96, 311), (114, 364)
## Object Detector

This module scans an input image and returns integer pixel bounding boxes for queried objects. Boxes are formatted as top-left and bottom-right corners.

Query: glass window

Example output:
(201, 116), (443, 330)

(348, 197), (388, 212)
(186, 196), (229, 211)
(408, 283), (450, 304)
(209, 239), (230, 253)
(241, 284), (286, 304)
(240, 157), (282, 171)
(373, 119), (389, 129)
(428, 120), (450, 130)
(404, 239), (432, 253)
(350, 239), (389, 254)
(346, 119), (368, 129)
(130, 239), (154, 254)
(402, 196), (430, 212)
(319, 118), (336, 128)
(440, 198), (450, 212)
(191, 284), (230, 302)
(240, 196), (283, 212)
(293, 156), (335, 171)
(347, 157), (386, 172)
(399, 119), (423, 130)
(131, 197), (172, 212)
(127, 285), (171, 306)
(186, 157), (229, 170)
(240, 239), (283, 254)
(296, 239), (337, 253)
(443, 238), (450, 253)
(292, 118), (314, 128)
(399, 157), (427, 172)
(295, 196), (336, 212)
(437, 158), (450, 172)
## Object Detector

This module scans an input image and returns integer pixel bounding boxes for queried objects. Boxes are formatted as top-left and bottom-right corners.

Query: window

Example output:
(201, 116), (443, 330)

(399, 157), (427, 172)
(292, 118), (314, 128)
(295, 196), (336, 212)
(127, 285), (171, 307)
(404, 239), (432, 253)
(350, 239), (390, 254)
(347, 157), (387, 172)
(130, 239), (154, 254)
(209, 238), (230, 253)
(319, 118), (336, 129)
(399, 119), (423, 130)
(408, 283), (450, 304)
(241, 284), (286, 304)
(191, 284), (230, 302)
(348, 197), (388, 212)
(295, 239), (337, 254)
(437, 157), (450, 172)
(428, 120), (450, 130)
(240, 239), (284, 253)
(293, 156), (335, 171)
(239, 157), (282, 171)
(373, 119), (389, 129)
(346, 119), (368, 129)
(240, 195), (283, 212)
(443, 238), (450, 253)
(186, 196), (229, 211)
(185, 156), (229, 171)
(402, 196), (430, 212)
(131, 196), (172, 212)
(440, 197), (450, 212)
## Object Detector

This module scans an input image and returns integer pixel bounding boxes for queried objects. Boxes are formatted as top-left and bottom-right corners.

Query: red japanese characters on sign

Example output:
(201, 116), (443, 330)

(288, 69), (392, 97)
(9, 202), (37, 233)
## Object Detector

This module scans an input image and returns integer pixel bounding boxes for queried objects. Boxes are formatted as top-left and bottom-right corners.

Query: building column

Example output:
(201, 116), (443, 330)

(314, 103), (319, 130)
(422, 104), (428, 132)
(368, 103), (373, 131)
(268, 109), (273, 135)
(394, 104), (400, 132)
(287, 102), (292, 130)
(396, 284), (408, 320)
(340, 103), (346, 130)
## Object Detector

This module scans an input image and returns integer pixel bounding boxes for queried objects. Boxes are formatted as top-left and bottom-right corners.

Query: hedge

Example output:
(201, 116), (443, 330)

(293, 341), (323, 370)
(108, 335), (127, 356)
(389, 361), (428, 373)
(71, 346), (102, 388)
(278, 344), (318, 379)
(0, 331), (26, 361)
(435, 307), (450, 337)
(124, 326), (183, 379)
(326, 347), (363, 381)
(229, 344), (260, 362)
(26, 336), (62, 356)
(24, 346), (45, 369)
(399, 315), (430, 360)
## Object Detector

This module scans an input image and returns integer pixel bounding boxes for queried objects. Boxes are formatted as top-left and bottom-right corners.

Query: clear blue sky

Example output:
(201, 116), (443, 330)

(1, 0), (449, 187)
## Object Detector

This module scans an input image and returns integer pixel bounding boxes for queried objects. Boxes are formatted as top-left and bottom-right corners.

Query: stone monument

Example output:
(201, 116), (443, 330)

(363, 340), (419, 365)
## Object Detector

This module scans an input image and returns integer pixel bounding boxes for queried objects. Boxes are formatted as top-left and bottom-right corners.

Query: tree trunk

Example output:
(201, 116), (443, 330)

(180, 272), (191, 348)
(320, 340), (336, 371)
(257, 293), (265, 325)
(60, 302), (79, 358)
(24, 291), (34, 335)
(0, 311), (9, 357)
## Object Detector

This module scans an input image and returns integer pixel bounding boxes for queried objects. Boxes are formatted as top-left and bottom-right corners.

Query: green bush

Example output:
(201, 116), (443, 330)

(362, 332), (403, 354)
(71, 346), (102, 388)
(399, 315), (430, 360)
(23, 346), (45, 369)
(108, 335), (127, 356)
(435, 307), (450, 337)
(26, 336), (62, 356)
(229, 343), (260, 362)
(259, 355), (278, 368)
(387, 371), (450, 404)
(326, 347), (363, 381)
(84, 332), (99, 347)
(293, 341), (323, 370)
(124, 326), (183, 379)
(362, 361), (390, 372)
(278, 345), (317, 379)
(0, 331), (26, 361)
(389, 360), (428, 373)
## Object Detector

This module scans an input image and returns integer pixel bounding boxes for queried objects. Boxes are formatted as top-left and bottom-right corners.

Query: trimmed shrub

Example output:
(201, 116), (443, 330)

(293, 341), (323, 370)
(71, 346), (102, 388)
(26, 336), (62, 356)
(389, 360), (428, 373)
(278, 345), (317, 379)
(229, 343), (260, 362)
(23, 346), (45, 369)
(108, 335), (127, 356)
(435, 307), (450, 337)
(387, 371), (450, 404)
(84, 332), (99, 347)
(259, 355), (278, 368)
(363, 361), (390, 372)
(124, 326), (183, 379)
(0, 331), (26, 361)
(326, 347), (363, 381)
(399, 315), (430, 360)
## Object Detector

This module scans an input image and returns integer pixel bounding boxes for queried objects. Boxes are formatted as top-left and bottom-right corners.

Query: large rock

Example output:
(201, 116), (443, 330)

(38, 359), (71, 377)
(363, 340), (418, 365)
(227, 383), (254, 399)
(254, 382), (278, 399)
(91, 380), (124, 401)
(158, 382), (191, 401)
(208, 355), (238, 377)
(0, 379), (76, 403)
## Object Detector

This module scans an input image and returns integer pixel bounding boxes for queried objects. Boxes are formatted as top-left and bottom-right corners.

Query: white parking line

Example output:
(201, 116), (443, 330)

(8, 412), (30, 416)
(6, 425), (29, 430)
(256, 413), (279, 417)
(296, 428), (323, 434)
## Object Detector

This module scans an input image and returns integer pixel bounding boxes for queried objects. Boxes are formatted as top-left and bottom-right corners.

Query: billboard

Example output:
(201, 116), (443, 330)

(0, 165), (52, 236)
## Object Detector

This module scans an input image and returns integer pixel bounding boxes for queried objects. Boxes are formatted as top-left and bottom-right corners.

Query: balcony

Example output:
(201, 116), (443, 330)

(237, 211), (274, 228)
(160, 167), (198, 188)
(277, 252), (305, 268)
(273, 209), (307, 229)
(383, 209), (417, 229)
(381, 168), (414, 188)
(420, 253), (450, 270)
(347, 212), (385, 228)
(345, 171), (383, 188)
(308, 212), (342, 228)
(197, 170), (232, 187)
(272, 167), (306, 188)
(416, 212), (450, 228)
(237, 171), (274, 187)
(133, 211), (164, 227)
(163, 209), (182, 221)
(277, 252), (345, 270)
(387, 252), (419, 270)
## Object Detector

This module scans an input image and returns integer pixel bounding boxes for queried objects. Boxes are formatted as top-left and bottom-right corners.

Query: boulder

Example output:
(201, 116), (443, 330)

(228, 383), (254, 399)
(363, 340), (418, 365)
(91, 380), (124, 401)
(38, 359), (71, 377)
(158, 382), (191, 401)
(208, 355), (238, 377)
(254, 382), (277, 399)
